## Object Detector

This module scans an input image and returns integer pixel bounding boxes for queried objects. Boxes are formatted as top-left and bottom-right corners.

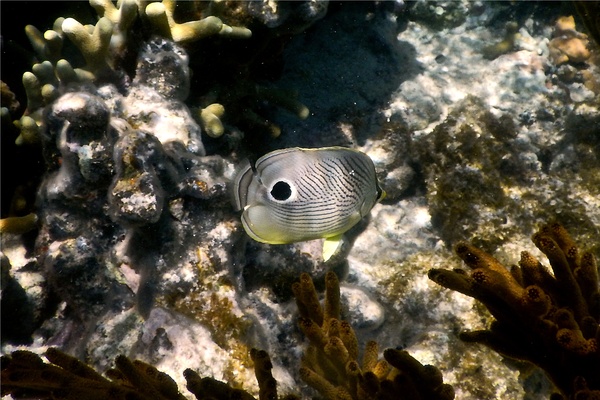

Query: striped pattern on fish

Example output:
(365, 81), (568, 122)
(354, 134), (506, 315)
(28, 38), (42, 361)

(232, 147), (385, 245)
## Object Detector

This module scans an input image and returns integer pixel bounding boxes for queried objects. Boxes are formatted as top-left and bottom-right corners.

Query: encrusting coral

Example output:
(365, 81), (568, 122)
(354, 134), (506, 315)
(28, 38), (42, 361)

(548, 15), (591, 66)
(293, 271), (455, 400)
(428, 222), (600, 399)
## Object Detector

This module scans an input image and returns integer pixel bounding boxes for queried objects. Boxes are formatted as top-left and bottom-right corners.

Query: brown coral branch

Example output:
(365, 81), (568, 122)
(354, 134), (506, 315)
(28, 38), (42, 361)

(294, 271), (454, 400)
(429, 222), (600, 397)
(183, 369), (256, 400)
(518, 251), (559, 298)
(292, 273), (324, 326)
(250, 348), (279, 400)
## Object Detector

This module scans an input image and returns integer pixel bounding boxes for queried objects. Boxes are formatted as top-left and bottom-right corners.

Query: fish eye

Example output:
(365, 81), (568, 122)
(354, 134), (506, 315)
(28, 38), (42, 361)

(271, 181), (292, 201)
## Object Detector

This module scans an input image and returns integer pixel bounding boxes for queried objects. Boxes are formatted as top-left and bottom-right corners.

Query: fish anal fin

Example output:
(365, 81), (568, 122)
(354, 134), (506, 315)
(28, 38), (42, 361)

(323, 234), (344, 262)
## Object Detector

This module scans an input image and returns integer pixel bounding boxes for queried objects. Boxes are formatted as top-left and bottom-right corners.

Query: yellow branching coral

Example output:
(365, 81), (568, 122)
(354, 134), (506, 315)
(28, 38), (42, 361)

(62, 17), (114, 75)
(198, 103), (225, 138)
(25, 18), (65, 64)
(89, 0), (139, 52)
(0, 213), (38, 235)
(293, 271), (455, 400)
(428, 222), (600, 398)
(144, 0), (251, 43)
(197, 82), (309, 140)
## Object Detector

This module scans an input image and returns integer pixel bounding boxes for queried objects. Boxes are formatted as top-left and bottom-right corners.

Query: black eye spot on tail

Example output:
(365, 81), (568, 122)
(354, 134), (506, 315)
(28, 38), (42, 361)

(271, 181), (292, 201)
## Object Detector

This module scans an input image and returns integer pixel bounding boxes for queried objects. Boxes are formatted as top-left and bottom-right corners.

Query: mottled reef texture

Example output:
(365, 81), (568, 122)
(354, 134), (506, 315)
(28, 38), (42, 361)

(1, 1), (599, 399)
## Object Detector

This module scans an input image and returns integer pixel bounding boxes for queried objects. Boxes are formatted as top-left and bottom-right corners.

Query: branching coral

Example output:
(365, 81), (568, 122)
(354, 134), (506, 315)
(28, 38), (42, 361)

(428, 222), (600, 398)
(293, 271), (455, 400)
(61, 17), (115, 76)
(184, 349), (301, 400)
(6, 0), (313, 150)
(1, 347), (301, 400)
(25, 18), (65, 65)
(1, 347), (187, 400)
(144, 0), (251, 43)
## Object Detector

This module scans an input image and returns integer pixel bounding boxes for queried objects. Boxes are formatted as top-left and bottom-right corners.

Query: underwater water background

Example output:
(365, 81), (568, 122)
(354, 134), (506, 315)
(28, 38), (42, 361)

(1, 1), (599, 399)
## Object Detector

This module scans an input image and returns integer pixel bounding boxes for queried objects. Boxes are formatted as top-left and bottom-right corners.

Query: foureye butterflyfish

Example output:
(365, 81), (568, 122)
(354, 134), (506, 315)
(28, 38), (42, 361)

(232, 147), (385, 259)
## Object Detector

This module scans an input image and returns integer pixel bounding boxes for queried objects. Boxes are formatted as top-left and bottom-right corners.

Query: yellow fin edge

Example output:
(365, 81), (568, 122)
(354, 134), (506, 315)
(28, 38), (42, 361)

(322, 235), (343, 262)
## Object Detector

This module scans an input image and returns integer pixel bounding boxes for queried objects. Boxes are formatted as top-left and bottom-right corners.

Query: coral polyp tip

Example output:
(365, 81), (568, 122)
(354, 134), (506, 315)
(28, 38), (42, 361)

(14, 115), (41, 145)
(429, 222), (600, 397)
(199, 103), (225, 138)
(0, 213), (38, 234)
(62, 17), (113, 73)
(144, 2), (236, 44)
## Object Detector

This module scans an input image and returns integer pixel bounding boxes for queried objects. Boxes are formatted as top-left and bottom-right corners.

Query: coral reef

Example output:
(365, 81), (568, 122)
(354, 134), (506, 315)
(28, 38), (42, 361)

(1, 270), (456, 400)
(428, 223), (600, 398)
(481, 21), (519, 60)
(2, 2), (600, 399)
(294, 271), (454, 399)
(414, 95), (600, 250)
(1, 347), (188, 400)
(9, 0), (317, 146)
(1, 0), (322, 223)
(1, 345), (305, 400)
(548, 16), (591, 66)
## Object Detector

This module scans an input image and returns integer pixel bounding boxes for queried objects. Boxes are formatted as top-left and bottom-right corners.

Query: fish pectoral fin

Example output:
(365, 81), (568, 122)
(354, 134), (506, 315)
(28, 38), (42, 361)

(322, 235), (344, 262)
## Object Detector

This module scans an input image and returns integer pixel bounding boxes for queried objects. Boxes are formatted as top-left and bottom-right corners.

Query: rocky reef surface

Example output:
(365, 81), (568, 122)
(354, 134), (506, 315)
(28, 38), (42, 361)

(1, 1), (599, 399)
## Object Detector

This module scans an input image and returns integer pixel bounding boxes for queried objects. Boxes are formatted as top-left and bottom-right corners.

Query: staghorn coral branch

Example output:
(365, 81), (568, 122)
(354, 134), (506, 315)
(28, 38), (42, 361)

(61, 17), (113, 74)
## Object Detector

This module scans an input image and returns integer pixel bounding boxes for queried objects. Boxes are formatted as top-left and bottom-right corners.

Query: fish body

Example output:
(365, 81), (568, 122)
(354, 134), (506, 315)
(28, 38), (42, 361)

(232, 147), (384, 246)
